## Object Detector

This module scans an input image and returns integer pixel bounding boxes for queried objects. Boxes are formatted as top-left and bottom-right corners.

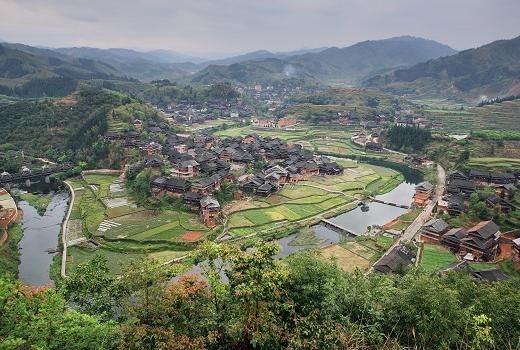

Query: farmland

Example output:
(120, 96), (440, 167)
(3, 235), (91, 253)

(419, 244), (457, 272)
(415, 98), (520, 133)
(224, 161), (403, 238)
(64, 173), (209, 275)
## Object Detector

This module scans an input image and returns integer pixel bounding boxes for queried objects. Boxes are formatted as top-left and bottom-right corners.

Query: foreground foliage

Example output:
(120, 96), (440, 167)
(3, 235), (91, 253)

(2, 243), (520, 349)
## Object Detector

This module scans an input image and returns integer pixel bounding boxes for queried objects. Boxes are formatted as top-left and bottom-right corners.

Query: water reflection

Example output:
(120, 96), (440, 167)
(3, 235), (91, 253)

(18, 191), (69, 286)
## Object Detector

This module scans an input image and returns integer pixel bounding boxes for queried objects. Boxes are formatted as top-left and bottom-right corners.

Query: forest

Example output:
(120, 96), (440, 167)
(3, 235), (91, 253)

(1, 242), (519, 350)
(385, 125), (432, 152)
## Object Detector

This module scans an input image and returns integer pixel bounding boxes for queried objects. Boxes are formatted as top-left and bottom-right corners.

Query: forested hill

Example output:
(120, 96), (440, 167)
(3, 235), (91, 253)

(364, 35), (520, 101)
(0, 88), (136, 167)
(191, 36), (457, 85)
(0, 44), (123, 97)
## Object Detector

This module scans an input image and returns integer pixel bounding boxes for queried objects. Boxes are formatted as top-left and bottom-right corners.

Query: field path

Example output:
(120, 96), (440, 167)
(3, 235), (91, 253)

(61, 181), (75, 278)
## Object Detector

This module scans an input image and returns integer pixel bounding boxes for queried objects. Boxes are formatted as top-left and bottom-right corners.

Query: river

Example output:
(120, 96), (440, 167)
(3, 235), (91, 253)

(277, 181), (417, 256)
(17, 190), (69, 287)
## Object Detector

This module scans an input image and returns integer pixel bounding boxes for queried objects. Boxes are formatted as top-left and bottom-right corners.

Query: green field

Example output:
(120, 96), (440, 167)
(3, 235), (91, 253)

(467, 157), (520, 171)
(418, 99), (520, 133)
(420, 244), (457, 272)
(226, 161), (403, 237)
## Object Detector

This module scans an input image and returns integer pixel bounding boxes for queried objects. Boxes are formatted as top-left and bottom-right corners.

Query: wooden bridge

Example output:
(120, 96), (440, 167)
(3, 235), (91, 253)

(0, 163), (74, 186)
(320, 219), (359, 236)
(369, 197), (410, 209)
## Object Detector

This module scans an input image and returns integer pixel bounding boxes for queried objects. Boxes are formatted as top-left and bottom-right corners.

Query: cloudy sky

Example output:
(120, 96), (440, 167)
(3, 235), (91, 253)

(1, 0), (519, 57)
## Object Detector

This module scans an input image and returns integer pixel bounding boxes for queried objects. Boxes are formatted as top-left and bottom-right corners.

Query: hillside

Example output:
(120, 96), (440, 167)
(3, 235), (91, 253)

(0, 43), (122, 97)
(364, 35), (520, 101)
(191, 36), (456, 85)
(0, 88), (133, 162)
(191, 58), (316, 85)
(53, 47), (199, 82)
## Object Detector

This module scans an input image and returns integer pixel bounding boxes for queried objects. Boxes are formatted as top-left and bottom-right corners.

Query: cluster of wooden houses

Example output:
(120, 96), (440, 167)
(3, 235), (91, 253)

(440, 169), (518, 216)
(119, 131), (346, 227)
(250, 117), (298, 129)
(420, 219), (504, 261)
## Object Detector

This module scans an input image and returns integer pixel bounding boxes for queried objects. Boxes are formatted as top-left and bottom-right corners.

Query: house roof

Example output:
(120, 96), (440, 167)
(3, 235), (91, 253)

(416, 181), (434, 192)
(373, 245), (415, 274)
(200, 196), (220, 209)
(443, 227), (466, 240)
(422, 218), (449, 233)
(468, 220), (500, 240)
(470, 268), (509, 282)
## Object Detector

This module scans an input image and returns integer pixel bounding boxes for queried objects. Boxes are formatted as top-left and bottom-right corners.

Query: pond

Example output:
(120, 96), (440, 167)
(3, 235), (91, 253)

(17, 190), (69, 287)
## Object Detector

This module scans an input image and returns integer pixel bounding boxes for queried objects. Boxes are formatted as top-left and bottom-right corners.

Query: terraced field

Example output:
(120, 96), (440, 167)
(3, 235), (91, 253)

(422, 99), (520, 132)
(467, 157), (520, 171)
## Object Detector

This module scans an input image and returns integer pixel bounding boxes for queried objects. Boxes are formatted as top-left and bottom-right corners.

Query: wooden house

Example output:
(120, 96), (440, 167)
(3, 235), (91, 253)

(151, 177), (191, 197)
(441, 227), (467, 252)
(460, 221), (501, 261)
(414, 181), (434, 207)
(200, 196), (220, 227)
(420, 218), (449, 243)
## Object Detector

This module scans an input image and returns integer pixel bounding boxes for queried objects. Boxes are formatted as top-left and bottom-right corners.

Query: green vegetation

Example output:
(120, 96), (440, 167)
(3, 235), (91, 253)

(0, 43), (120, 97)
(6, 240), (520, 350)
(386, 125), (432, 152)
(472, 129), (520, 140)
(17, 192), (52, 215)
(419, 244), (457, 272)
(365, 35), (520, 103)
(0, 224), (23, 275)
(0, 87), (152, 169)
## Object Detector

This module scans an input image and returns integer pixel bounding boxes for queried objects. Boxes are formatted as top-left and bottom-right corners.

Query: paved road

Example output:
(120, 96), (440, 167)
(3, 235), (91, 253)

(370, 164), (446, 271)
(400, 164), (446, 242)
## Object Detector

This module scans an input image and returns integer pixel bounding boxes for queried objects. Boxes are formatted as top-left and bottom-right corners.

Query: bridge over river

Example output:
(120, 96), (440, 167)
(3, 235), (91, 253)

(320, 218), (360, 236)
(0, 163), (74, 187)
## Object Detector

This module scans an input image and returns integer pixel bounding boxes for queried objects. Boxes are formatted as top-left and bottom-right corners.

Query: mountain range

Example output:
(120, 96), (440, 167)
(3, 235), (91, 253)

(191, 36), (457, 85)
(3, 35), (519, 101)
(364, 35), (520, 100)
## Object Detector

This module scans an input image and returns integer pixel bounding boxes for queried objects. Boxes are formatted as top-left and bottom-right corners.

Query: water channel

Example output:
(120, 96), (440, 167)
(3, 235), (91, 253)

(15, 181), (69, 286)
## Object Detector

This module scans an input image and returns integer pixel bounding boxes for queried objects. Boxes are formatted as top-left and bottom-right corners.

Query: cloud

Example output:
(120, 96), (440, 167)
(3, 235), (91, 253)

(0, 0), (518, 55)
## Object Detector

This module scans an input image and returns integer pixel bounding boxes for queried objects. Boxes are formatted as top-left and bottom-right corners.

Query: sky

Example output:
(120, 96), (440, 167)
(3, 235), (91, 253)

(1, 0), (519, 57)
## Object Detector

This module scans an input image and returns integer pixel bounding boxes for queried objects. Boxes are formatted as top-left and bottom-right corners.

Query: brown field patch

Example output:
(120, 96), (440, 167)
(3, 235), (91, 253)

(178, 231), (203, 242)
(320, 244), (370, 272)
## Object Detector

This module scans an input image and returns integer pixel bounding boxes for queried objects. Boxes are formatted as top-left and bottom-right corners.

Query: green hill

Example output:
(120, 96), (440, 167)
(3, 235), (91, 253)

(191, 36), (456, 85)
(191, 58), (316, 85)
(0, 44), (122, 97)
(364, 35), (520, 102)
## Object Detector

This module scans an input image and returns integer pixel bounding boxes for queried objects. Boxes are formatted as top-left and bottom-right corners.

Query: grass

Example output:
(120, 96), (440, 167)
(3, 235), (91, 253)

(67, 246), (145, 275)
(103, 210), (207, 242)
(320, 244), (371, 272)
(18, 192), (52, 215)
(467, 157), (520, 171)
(420, 244), (457, 272)
(83, 174), (120, 198)
(288, 228), (320, 246)
(0, 224), (23, 276)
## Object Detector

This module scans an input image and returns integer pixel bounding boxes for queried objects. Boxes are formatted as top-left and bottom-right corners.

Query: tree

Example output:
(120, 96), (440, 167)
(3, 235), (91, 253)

(61, 255), (123, 319)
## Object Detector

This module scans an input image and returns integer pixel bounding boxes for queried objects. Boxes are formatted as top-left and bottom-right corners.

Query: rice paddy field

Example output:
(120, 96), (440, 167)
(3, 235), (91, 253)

(467, 157), (520, 171)
(225, 162), (402, 237)
(414, 98), (520, 133)
(65, 173), (209, 275)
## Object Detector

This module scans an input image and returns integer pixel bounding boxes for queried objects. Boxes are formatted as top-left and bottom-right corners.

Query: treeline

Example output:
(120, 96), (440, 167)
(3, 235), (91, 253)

(95, 80), (242, 108)
(0, 77), (78, 98)
(477, 95), (520, 107)
(2, 242), (519, 350)
(386, 125), (431, 152)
